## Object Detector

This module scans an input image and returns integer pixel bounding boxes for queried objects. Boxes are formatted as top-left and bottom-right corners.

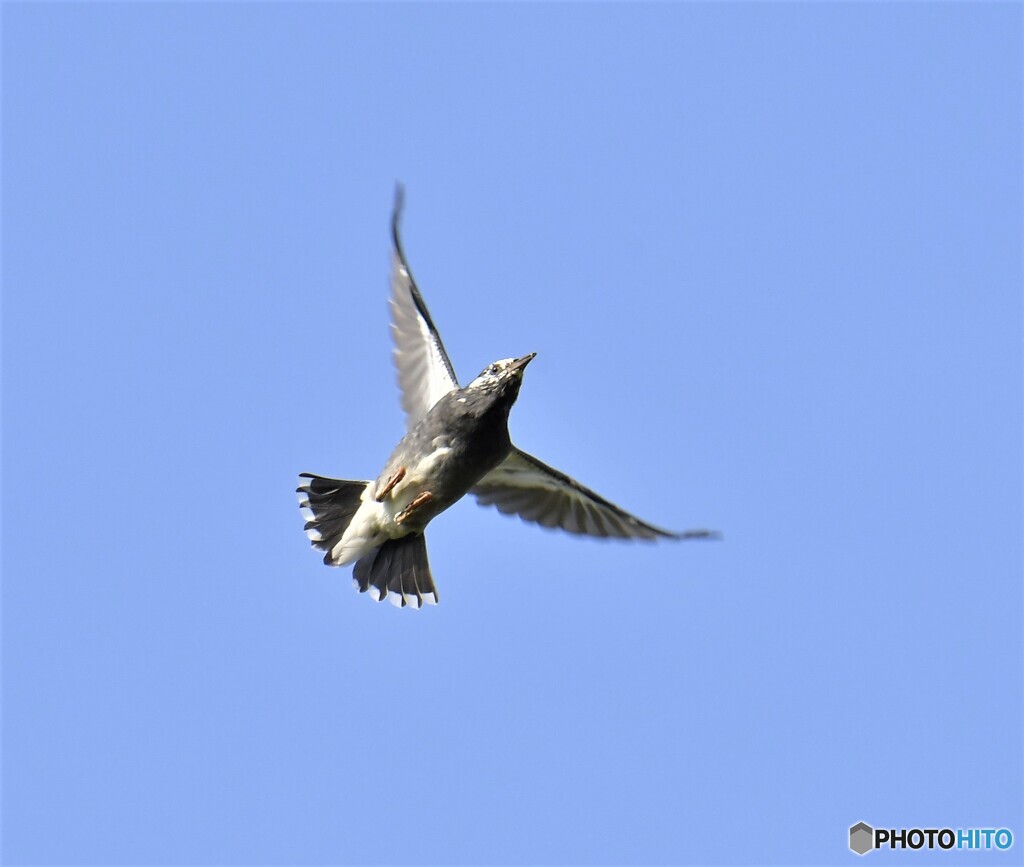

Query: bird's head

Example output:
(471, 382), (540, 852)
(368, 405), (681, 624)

(466, 353), (537, 398)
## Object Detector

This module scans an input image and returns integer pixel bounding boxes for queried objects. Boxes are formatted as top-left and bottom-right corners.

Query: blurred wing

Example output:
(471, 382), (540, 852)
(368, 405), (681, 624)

(471, 448), (718, 541)
(389, 186), (459, 429)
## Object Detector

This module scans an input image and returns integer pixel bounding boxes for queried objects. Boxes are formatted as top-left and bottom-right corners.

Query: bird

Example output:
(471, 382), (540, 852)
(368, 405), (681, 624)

(297, 187), (718, 608)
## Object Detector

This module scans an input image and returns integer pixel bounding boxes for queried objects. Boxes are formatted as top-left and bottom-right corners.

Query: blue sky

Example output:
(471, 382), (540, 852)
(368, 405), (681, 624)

(3, 3), (1021, 865)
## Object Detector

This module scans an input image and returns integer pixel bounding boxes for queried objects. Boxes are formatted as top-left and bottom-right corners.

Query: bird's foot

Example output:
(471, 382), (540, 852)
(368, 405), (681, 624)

(395, 491), (433, 524)
(375, 467), (406, 501)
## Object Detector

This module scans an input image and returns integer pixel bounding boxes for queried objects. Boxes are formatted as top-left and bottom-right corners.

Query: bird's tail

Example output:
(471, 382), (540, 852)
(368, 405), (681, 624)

(353, 533), (438, 608)
(297, 473), (370, 562)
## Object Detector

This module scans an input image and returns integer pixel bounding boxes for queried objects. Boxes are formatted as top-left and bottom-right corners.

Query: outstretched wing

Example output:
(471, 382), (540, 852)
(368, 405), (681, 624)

(389, 186), (459, 429)
(471, 448), (719, 541)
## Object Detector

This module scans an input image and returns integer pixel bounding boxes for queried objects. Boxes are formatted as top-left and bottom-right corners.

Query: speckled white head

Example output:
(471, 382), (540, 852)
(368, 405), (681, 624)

(466, 353), (537, 390)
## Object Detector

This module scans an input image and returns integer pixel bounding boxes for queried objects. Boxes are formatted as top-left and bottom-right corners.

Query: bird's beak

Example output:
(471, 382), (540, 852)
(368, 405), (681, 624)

(510, 353), (537, 372)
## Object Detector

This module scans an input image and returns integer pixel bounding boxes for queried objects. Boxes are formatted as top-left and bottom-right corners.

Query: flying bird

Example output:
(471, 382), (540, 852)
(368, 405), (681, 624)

(297, 188), (718, 608)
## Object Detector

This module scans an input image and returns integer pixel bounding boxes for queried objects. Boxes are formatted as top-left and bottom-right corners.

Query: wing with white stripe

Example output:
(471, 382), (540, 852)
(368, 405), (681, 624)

(389, 187), (459, 429)
(471, 447), (719, 541)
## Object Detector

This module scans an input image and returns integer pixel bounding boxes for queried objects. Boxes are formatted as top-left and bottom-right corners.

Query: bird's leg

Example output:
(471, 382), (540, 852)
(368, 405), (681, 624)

(375, 467), (406, 501)
(395, 491), (433, 524)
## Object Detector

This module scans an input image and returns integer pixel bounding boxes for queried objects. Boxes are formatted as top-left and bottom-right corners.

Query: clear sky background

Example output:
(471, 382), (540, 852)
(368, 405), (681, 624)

(3, 4), (1021, 866)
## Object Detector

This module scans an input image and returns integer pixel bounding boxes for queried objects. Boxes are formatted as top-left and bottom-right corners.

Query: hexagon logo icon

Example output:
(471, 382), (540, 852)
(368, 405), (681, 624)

(849, 822), (874, 856)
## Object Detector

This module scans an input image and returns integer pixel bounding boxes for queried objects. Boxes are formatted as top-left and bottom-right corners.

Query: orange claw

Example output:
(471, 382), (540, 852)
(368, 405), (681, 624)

(375, 467), (407, 501)
(396, 491), (433, 524)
